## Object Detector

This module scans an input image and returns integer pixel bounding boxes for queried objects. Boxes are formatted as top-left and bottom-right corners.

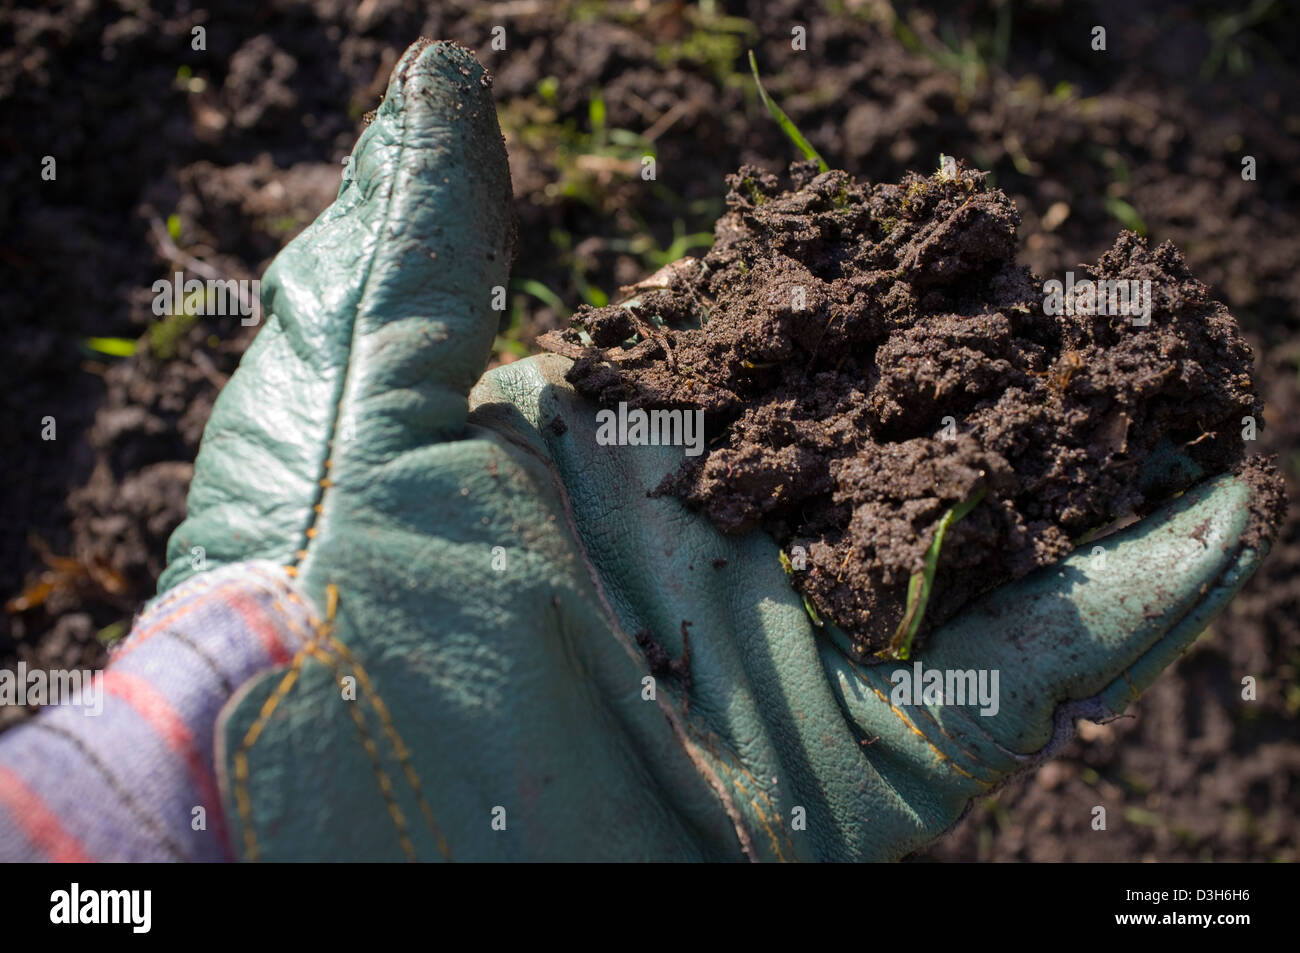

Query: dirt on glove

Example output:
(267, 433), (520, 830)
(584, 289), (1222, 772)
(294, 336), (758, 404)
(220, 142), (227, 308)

(540, 159), (1285, 658)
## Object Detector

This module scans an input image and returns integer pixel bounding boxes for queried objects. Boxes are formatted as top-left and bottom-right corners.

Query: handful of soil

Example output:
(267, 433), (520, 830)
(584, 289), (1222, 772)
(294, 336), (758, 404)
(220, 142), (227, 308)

(540, 159), (1280, 658)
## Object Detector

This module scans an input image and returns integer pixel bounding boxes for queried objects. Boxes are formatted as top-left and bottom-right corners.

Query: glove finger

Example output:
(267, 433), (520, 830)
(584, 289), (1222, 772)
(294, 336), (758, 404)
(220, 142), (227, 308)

(833, 472), (1270, 794)
(160, 40), (512, 592)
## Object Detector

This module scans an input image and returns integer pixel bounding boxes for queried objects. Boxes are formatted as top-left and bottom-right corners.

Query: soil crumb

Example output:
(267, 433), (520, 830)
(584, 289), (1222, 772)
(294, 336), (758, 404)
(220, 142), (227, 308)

(634, 621), (693, 696)
(540, 160), (1284, 657)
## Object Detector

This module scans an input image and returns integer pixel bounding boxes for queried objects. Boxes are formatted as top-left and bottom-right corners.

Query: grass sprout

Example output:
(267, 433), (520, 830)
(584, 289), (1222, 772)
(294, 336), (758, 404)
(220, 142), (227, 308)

(886, 483), (987, 660)
(747, 50), (828, 173)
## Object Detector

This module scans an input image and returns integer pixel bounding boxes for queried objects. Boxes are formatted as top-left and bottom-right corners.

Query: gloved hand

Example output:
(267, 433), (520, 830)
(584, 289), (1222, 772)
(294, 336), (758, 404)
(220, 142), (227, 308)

(156, 39), (1271, 861)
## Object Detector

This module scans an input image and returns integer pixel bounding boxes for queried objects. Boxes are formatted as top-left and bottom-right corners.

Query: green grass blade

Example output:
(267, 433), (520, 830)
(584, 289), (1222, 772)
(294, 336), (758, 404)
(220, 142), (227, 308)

(85, 336), (137, 357)
(511, 277), (569, 317)
(886, 483), (987, 660)
(747, 50), (828, 173)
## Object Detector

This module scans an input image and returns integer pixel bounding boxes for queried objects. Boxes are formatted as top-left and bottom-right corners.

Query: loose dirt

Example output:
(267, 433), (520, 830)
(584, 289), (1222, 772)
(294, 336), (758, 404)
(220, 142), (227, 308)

(542, 161), (1285, 655)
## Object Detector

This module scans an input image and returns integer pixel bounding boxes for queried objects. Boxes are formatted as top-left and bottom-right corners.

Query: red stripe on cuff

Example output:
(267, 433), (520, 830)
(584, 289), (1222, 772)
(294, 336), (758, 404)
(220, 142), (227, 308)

(100, 671), (233, 861)
(0, 765), (95, 862)
(226, 590), (296, 665)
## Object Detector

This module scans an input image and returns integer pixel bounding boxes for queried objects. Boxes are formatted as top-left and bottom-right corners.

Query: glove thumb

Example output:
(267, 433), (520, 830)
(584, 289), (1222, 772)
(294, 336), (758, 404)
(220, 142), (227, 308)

(160, 39), (513, 594)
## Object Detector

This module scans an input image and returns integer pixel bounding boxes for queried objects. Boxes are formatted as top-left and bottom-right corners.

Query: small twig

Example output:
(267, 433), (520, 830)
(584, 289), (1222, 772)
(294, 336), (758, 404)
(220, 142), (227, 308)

(642, 98), (691, 143)
(837, 545), (855, 582)
(147, 217), (259, 319)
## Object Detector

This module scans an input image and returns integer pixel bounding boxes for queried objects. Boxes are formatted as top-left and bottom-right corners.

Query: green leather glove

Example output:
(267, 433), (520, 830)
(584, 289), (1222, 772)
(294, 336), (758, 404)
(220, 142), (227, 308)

(158, 39), (1272, 861)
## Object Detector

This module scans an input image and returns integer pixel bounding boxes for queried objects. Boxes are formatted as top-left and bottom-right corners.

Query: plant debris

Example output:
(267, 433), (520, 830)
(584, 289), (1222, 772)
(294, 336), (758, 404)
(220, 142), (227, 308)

(541, 159), (1285, 657)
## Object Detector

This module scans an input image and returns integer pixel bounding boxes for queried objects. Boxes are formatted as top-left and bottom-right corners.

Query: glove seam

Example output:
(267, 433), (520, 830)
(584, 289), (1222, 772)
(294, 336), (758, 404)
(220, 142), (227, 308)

(467, 390), (771, 859)
(829, 640), (1004, 786)
(224, 573), (450, 863)
(691, 732), (796, 861)
(287, 70), (413, 578)
(510, 420), (766, 861)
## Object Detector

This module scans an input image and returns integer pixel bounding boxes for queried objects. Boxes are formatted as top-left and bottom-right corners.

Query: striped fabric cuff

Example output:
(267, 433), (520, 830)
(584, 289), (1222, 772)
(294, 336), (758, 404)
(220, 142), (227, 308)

(0, 562), (317, 862)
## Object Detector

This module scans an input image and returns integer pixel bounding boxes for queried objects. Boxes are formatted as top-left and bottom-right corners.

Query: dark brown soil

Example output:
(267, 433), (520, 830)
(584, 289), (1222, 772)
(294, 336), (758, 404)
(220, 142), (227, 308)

(3, 0), (1298, 859)
(542, 161), (1280, 655)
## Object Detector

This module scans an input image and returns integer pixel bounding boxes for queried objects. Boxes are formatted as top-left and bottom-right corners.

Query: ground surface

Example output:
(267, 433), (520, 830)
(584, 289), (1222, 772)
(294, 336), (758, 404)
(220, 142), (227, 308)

(2, 0), (1297, 860)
